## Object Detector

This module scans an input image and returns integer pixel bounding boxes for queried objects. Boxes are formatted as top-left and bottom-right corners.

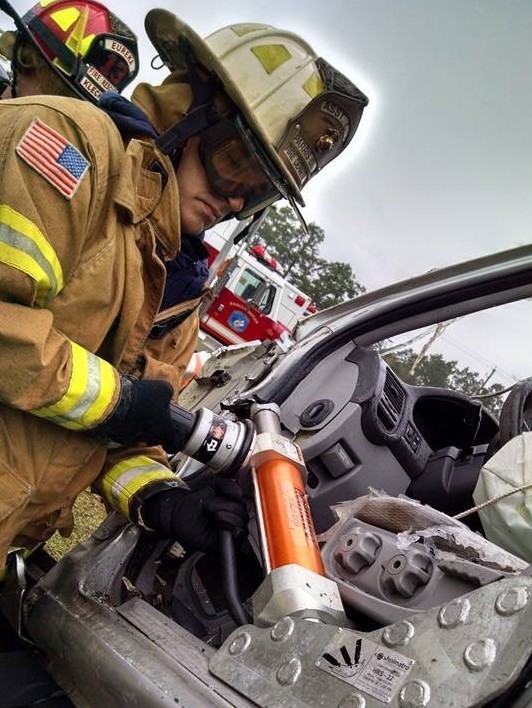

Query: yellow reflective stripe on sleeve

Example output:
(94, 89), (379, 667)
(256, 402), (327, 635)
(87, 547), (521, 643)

(32, 341), (117, 429)
(0, 204), (64, 306)
(99, 456), (176, 519)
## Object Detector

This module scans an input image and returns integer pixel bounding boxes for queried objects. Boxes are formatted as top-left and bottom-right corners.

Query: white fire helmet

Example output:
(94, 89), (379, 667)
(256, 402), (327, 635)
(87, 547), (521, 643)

(145, 10), (369, 219)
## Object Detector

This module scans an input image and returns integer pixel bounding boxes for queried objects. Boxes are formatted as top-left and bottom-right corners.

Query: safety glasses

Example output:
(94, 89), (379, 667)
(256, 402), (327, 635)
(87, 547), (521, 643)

(198, 114), (287, 216)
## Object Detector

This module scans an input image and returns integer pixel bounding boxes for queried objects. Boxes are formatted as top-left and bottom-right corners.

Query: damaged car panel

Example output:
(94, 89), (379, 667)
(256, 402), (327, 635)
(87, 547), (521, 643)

(1, 243), (532, 707)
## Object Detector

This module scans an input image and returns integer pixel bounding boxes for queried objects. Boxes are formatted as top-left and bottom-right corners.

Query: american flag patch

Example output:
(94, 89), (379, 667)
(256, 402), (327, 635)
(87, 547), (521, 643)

(16, 119), (90, 199)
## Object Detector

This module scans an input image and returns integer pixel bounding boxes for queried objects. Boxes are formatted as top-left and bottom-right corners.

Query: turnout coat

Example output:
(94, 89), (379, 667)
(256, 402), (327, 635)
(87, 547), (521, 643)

(0, 95), (202, 566)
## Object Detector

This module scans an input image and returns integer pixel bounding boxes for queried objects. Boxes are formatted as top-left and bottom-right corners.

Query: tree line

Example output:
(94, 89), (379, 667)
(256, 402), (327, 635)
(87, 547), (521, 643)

(254, 205), (365, 310)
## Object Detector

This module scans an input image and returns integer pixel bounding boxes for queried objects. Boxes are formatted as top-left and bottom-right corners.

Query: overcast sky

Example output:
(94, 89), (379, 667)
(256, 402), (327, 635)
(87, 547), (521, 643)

(3, 0), (532, 386)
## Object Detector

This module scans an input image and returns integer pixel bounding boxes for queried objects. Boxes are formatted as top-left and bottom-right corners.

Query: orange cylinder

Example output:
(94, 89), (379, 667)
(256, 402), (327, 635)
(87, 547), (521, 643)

(255, 458), (325, 575)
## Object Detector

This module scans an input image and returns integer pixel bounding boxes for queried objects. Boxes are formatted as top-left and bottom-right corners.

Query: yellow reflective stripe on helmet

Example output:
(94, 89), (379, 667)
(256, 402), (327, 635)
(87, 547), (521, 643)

(0, 204), (64, 306)
(50, 6), (82, 33)
(231, 24), (272, 37)
(100, 456), (176, 519)
(51, 5), (94, 56)
(251, 44), (291, 74)
(303, 71), (324, 98)
(32, 341), (117, 430)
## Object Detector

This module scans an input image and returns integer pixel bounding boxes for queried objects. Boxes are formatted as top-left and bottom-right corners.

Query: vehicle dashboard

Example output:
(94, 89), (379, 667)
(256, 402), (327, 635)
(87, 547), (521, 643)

(278, 343), (498, 532)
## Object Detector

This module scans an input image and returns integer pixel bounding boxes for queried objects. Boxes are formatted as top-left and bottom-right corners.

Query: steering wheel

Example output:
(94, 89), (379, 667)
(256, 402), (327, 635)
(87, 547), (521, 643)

(498, 377), (532, 446)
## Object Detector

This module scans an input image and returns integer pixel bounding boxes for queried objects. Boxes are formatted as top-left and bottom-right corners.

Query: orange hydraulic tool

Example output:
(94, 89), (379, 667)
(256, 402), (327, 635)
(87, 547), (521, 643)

(250, 403), (325, 576)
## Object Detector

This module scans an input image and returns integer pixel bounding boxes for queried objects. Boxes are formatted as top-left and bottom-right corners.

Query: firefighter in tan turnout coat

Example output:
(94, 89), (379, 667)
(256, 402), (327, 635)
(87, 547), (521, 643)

(0, 4), (369, 569)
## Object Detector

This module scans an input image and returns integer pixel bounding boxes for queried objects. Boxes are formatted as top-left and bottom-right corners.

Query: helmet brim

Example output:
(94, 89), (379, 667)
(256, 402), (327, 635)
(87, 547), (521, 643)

(145, 9), (305, 207)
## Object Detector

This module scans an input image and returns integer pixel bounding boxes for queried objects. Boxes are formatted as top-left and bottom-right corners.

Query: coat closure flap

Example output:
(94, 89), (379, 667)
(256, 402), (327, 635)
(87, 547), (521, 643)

(114, 139), (161, 222)
(153, 292), (205, 324)
(113, 140), (181, 258)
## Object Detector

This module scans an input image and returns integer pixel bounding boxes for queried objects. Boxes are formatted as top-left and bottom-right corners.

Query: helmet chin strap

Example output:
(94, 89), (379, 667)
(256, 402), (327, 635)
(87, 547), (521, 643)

(7, 23), (86, 101)
(156, 43), (221, 157)
(22, 13), (79, 74)
(156, 101), (219, 155)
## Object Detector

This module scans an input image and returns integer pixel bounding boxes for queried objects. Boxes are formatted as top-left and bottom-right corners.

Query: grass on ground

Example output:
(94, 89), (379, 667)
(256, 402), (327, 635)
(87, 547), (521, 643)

(45, 490), (108, 560)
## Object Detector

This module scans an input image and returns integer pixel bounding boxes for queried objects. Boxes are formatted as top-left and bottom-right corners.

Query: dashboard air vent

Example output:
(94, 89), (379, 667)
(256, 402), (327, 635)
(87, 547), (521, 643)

(377, 367), (406, 431)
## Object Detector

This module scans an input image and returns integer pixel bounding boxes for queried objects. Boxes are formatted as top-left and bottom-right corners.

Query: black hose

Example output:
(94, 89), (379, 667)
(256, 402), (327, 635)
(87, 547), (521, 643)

(219, 529), (250, 627)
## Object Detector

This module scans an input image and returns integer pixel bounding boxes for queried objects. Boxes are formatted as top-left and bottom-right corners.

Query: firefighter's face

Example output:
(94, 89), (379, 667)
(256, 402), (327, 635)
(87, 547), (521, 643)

(175, 137), (245, 234)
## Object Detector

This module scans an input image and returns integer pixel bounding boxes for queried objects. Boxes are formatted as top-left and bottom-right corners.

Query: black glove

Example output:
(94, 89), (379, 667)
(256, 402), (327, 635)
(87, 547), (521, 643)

(92, 377), (188, 452)
(139, 478), (248, 553)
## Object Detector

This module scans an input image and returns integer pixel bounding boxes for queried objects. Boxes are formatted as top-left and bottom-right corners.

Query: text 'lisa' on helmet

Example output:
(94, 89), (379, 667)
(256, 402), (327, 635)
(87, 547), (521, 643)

(145, 9), (369, 219)
(0, 0), (139, 103)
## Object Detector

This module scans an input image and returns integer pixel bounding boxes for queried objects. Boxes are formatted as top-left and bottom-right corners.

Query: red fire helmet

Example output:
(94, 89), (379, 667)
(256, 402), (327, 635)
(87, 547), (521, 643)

(0, 0), (139, 102)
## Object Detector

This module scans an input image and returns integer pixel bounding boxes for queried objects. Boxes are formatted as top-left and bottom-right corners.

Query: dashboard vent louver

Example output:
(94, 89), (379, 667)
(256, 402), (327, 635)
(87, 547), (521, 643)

(377, 367), (406, 431)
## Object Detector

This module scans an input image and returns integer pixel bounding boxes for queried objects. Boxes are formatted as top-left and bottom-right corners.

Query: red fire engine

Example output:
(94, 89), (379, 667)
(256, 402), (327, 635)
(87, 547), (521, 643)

(198, 226), (317, 350)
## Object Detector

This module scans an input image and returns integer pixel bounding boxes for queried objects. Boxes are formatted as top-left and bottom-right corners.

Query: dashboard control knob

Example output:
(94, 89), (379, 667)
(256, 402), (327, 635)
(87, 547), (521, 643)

(381, 550), (433, 598)
(333, 528), (382, 573)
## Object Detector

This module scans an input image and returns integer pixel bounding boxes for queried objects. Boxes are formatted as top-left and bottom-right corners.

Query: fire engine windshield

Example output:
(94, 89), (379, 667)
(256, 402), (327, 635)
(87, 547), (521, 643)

(234, 269), (276, 314)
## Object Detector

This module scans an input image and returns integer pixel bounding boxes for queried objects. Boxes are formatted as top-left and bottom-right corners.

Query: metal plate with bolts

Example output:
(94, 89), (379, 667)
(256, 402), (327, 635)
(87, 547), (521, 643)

(210, 577), (532, 707)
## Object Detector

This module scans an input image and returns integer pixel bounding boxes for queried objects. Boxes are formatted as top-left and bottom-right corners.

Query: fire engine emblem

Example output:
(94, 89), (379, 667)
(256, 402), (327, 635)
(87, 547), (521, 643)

(228, 310), (249, 332)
